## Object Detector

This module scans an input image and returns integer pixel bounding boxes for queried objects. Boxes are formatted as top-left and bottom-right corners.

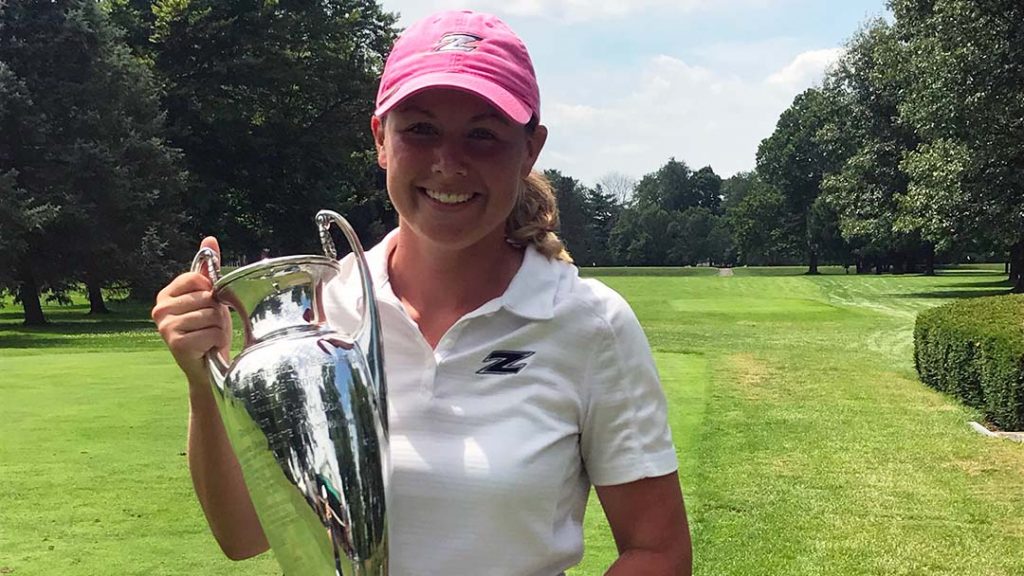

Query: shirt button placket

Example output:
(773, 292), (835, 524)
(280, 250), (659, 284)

(429, 321), (467, 397)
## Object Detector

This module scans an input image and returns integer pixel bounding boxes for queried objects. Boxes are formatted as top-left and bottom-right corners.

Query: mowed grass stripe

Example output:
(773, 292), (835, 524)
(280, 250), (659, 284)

(0, 351), (281, 576)
(645, 270), (1024, 576)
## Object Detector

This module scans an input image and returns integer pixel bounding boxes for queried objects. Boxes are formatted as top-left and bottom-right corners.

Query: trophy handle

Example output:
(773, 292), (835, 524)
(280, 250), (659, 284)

(315, 210), (386, 425)
(190, 247), (231, 384)
(315, 210), (375, 341)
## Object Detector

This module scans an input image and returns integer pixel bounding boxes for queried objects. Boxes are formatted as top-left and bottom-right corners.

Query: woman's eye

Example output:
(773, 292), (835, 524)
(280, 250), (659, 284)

(404, 123), (438, 136)
(468, 128), (498, 141)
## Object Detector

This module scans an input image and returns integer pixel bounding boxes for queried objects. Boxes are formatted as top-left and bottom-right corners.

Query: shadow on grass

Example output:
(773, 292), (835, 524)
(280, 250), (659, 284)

(892, 289), (1013, 299)
(0, 302), (152, 321)
(0, 319), (154, 334)
(0, 320), (158, 348)
(582, 267), (720, 277)
(939, 279), (1014, 289)
(932, 269), (1008, 279)
(0, 302), (158, 350)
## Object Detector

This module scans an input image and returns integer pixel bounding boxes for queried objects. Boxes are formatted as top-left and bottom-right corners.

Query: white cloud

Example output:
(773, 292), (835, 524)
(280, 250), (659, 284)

(537, 48), (842, 184)
(766, 48), (844, 90)
(549, 103), (601, 125)
(384, 0), (789, 23)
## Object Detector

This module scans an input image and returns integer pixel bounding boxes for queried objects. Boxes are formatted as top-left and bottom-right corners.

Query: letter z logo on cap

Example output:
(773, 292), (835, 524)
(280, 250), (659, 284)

(435, 33), (482, 52)
(477, 350), (534, 375)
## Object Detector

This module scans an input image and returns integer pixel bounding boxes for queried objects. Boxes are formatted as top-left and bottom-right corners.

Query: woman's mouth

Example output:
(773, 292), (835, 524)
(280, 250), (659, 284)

(421, 188), (475, 205)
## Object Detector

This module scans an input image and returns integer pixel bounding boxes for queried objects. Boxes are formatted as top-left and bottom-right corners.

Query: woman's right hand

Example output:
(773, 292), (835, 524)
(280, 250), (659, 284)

(151, 236), (232, 385)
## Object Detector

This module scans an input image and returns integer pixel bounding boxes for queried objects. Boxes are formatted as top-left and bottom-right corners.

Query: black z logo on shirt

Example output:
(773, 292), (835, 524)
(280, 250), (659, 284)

(477, 350), (535, 375)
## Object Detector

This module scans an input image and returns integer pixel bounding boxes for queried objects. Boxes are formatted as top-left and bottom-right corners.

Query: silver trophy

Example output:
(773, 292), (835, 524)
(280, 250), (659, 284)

(191, 210), (388, 576)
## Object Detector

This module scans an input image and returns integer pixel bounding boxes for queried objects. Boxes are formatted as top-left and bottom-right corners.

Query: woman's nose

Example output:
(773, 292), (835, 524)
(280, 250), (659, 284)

(431, 138), (468, 177)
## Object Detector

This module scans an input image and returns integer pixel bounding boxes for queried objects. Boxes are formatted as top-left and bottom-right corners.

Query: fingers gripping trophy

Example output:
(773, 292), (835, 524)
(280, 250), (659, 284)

(185, 211), (388, 576)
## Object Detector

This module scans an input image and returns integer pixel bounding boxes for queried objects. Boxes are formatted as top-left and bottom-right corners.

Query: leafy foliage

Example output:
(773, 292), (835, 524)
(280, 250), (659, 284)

(725, 174), (798, 265)
(610, 159), (731, 267)
(0, 0), (187, 322)
(756, 88), (850, 273)
(150, 0), (398, 258)
(914, 294), (1024, 429)
(892, 0), (1024, 288)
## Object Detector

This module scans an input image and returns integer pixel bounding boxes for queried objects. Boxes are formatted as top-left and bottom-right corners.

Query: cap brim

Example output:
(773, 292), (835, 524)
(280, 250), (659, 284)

(375, 71), (533, 124)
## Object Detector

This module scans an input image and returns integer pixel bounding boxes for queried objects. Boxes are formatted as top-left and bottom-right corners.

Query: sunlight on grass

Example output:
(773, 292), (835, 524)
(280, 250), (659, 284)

(3, 268), (1023, 575)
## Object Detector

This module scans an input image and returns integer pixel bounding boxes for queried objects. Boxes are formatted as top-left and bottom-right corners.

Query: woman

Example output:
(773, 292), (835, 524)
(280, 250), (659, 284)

(152, 10), (692, 575)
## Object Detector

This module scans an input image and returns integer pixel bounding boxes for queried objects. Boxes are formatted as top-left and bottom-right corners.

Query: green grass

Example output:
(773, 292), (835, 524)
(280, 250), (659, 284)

(3, 268), (1023, 575)
(0, 302), (281, 575)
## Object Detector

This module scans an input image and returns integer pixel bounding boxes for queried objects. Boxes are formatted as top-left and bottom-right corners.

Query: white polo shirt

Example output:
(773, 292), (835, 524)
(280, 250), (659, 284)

(325, 231), (678, 576)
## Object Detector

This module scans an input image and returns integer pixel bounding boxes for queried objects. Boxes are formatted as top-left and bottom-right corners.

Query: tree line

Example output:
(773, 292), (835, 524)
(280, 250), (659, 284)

(2, 0), (397, 324)
(746, 0), (1022, 288)
(556, 0), (1021, 286)
(555, 0), (1022, 292)
(2, 0), (1020, 325)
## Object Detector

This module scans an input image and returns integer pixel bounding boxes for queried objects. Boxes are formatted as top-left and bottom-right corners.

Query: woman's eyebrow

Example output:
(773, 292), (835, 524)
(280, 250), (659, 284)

(395, 104), (434, 117)
(470, 112), (510, 125)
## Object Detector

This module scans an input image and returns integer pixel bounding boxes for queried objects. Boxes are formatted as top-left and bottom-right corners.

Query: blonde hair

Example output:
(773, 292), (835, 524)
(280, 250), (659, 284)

(505, 170), (573, 263)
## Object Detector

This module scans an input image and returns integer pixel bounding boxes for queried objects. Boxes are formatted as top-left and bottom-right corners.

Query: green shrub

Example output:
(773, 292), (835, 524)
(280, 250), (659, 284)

(914, 294), (1024, 430)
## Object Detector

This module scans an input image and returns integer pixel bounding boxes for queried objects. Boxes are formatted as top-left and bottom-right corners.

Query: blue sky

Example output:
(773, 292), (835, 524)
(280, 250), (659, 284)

(378, 1), (890, 187)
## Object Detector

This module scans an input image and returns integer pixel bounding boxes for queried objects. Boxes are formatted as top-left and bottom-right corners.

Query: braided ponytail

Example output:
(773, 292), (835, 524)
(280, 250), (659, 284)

(505, 170), (573, 263)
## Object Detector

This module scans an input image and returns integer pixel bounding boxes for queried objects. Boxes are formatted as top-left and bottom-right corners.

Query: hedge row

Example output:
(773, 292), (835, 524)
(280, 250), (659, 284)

(913, 294), (1024, 430)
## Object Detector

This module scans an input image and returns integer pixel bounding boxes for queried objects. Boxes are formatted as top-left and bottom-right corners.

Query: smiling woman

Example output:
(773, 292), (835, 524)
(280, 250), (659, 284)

(150, 9), (692, 576)
(372, 88), (544, 256)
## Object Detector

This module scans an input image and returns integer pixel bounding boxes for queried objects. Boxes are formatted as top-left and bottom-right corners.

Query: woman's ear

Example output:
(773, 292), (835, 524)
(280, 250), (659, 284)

(521, 124), (548, 178)
(371, 116), (388, 170)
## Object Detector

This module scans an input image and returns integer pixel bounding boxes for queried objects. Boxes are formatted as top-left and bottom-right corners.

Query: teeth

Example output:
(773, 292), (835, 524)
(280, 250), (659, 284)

(424, 189), (473, 204)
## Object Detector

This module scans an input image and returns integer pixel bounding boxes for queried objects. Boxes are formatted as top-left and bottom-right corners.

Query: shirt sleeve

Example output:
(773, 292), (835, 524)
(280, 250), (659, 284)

(579, 287), (679, 487)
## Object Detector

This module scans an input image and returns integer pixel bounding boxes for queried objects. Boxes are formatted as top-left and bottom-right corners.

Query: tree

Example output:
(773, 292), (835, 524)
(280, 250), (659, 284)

(891, 0), (1024, 289)
(726, 184), (796, 265)
(584, 184), (622, 266)
(756, 88), (849, 274)
(545, 169), (594, 265)
(1, 0), (187, 323)
(690, 166), (723, 214)
(612, 158), (732, 266)
(151, 0), (398, 258)
(609, 204), (673, 266)
(668, 207), (731, 266)
(721, 171), (759, 212)
(819, 19), (929, 274)
(103, 0), (159, 63)
(596, 171), (635, 205)
(633, 158), (721, 213)
(0, 63), (56, 324)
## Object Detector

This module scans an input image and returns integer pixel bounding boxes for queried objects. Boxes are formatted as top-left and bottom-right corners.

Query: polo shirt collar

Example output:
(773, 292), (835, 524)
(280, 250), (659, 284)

(364, 228), (396, 298)
(498, 244), (557, 320)
(362, 229), (558, 321)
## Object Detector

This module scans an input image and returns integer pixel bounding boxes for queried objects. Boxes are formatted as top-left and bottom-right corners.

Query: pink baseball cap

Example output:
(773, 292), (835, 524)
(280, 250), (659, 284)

(374, 10), (540, 124)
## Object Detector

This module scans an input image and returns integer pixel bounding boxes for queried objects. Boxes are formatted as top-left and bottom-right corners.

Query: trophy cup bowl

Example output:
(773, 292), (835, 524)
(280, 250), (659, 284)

(191, 210), (388, 576)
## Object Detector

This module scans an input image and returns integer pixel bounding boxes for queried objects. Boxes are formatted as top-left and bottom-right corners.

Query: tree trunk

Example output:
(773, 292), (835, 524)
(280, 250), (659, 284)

(904, 254), (917, 274)
(18, 263), (47, 326)
(86, 279), (110, 315)
(1011, 240), (1023, 293)
(924, 245), (936, 276)
(806, 248), (819, 275)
